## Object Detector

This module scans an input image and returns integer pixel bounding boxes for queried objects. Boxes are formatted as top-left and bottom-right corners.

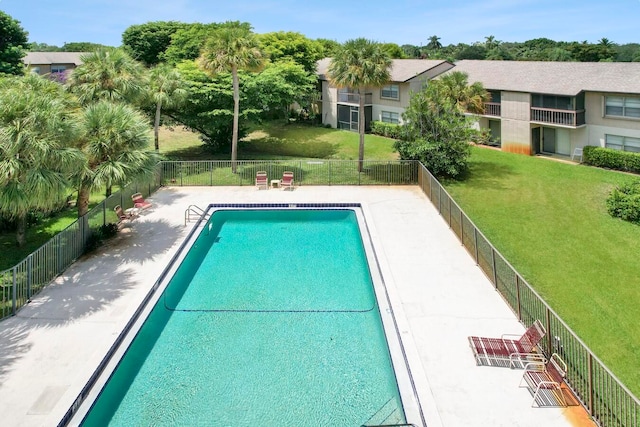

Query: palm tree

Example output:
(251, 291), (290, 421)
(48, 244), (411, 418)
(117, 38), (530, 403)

(437, 71), (490, 115)
(66, 48), (146, 106)
(484, 35), (500, 50)
(0, 75), (83, 246)
(147, 64), (188, 151)
(74, 101), (160, 217)
(426, 35), (443, 50)
(198, 23), (264, 172)
(328, 38), (391, 172)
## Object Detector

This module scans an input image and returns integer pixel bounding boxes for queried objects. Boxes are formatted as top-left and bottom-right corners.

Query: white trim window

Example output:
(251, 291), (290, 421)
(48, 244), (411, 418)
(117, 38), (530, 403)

(605, 96), (640, 119)
(605, 134), (640, 153)
(381, 111), (400, 124)
(381, 84), (399, 100)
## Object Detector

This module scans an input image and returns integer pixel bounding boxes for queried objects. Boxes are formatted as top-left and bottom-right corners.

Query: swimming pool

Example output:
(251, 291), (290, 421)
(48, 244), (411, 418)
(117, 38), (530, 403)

(68, 206), (423, 426)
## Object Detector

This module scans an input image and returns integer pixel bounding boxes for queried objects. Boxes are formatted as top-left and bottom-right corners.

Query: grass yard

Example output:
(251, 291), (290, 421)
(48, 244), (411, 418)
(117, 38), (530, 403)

(444, 147), (640, 396)
(159, 121), (399, 161)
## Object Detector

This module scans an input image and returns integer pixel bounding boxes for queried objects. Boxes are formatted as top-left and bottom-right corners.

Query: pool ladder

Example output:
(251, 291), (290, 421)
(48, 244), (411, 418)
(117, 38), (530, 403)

(184, 204), (210, 226)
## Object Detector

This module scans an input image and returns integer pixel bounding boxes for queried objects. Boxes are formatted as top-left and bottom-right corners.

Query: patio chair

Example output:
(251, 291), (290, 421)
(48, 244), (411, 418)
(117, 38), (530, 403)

(255, 171), (268, 190)
(114, 205), (137, 224)
(468, 319), (547, 368)
(131, 192), (153, 210)
(519, 353), (568, 407)
(280, 171), (294, 191)
(571, 147), (583, 162)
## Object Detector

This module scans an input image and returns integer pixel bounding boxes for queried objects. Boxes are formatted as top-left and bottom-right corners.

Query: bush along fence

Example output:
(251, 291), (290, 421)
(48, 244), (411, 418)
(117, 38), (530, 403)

(417, 164), (639, 427)
(0, 175), (161, 321)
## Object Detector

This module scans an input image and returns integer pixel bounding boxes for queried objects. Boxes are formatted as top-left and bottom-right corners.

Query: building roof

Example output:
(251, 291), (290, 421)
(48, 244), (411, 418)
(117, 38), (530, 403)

(317, 58), (454, 83)
(452, 60), (640, 96)
(23, 52), (88, 66)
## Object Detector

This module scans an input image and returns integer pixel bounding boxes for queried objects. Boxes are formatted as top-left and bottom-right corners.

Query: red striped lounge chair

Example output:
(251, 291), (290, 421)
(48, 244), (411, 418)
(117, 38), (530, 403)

(131, 192), (152, 210)
(255, 171), (268, 190)
(468, 319), (546, 368)
(520, 353), (568, 407)
(280, 171), (294, 191)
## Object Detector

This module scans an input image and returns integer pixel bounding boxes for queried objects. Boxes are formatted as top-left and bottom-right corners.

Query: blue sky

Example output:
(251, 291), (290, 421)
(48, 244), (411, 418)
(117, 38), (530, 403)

(2, 0), (640, 47)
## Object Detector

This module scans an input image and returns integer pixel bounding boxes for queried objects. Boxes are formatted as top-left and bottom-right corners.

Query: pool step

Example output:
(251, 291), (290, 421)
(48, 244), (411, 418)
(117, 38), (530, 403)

(362, 397), (407, 426)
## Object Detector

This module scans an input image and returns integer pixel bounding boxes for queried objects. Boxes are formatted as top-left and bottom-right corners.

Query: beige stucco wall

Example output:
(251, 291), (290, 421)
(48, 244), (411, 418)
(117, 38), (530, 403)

(499, 92), (531, 153)
(321, 81), (338, 128)
(373, 84), (411, 109)
(372, 105), (405, 124)
(585, 92), (640, 131)
(28, 63), (77, 75)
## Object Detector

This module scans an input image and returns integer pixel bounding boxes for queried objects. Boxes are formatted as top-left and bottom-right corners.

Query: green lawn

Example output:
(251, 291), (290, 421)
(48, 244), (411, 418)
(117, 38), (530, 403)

(444, 147), (640, 396)
(159, 121), (399, 161)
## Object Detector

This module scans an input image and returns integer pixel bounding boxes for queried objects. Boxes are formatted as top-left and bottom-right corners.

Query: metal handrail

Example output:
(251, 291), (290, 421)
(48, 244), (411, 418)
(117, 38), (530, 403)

(184, 204), (210, 226)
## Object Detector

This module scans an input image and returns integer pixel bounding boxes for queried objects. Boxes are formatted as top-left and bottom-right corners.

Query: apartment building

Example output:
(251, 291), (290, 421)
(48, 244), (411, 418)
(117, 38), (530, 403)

(23, 52), (86, 77)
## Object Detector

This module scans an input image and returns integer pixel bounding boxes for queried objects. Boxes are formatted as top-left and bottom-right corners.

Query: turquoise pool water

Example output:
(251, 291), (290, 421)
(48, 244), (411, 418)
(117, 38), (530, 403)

(81, 209), (405, 426)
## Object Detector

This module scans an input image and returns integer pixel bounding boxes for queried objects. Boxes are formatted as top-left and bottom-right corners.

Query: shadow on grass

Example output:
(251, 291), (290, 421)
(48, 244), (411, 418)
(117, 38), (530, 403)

(242, 135), (339, 159)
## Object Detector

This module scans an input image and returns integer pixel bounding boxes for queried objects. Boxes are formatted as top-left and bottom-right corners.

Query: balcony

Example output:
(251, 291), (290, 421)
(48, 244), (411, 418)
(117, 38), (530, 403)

(530, 107), (585, 127)
(484, 102), (501, 116)
(337, 92), (372, 105)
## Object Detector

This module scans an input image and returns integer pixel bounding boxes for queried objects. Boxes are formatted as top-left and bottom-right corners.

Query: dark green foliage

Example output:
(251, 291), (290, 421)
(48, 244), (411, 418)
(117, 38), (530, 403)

(122, 21), (187, 65)
(0, 11), (28, 75)
(163, 23), (229, 64)
(370, 121), (403, 139)
(583, 146), (640, 174)
(607, 180), (640, 223)
(62, 42), (112, 52)
(84, 223), (119, 253)
(258, 31), (325, 73)
(394, 82), (476, 178)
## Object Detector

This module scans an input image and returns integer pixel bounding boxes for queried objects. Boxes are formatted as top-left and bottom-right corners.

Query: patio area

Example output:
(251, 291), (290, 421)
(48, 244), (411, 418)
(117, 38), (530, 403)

(0, 185), (594, 426)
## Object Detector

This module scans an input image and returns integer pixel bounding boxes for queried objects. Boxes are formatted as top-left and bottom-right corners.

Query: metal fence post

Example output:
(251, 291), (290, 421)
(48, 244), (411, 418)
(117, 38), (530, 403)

(515, 275), (522, 320)
(545, 307), (552, 357)
(27, 255), (32, 300)
(473, 228), (479, 264)
(448, 195), (452, 227)
(12, 267), (17, 315)
(491, 249), (498, 288)
(210, 161), (213, 186)
(587, 353), (594, 416)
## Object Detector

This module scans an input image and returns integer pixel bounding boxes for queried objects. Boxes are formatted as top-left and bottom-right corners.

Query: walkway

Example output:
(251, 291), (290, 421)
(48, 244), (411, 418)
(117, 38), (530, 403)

(0, 186), (594, 426)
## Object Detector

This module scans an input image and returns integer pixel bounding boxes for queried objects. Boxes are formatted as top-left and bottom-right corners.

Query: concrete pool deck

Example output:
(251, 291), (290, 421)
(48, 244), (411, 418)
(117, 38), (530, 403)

(0, 186), (595, 427)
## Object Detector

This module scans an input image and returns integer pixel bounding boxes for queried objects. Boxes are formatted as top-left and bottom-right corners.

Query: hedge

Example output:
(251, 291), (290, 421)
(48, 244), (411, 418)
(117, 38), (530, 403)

(583, 145), (640, 174)
(370, 121), (404, 139)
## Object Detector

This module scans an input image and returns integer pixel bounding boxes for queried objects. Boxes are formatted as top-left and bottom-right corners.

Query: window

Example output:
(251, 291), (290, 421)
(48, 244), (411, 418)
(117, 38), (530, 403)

(381, 111), (399, 124)
(50, 65), (66, 73)
(605, 134), (640, 153)
(381, 84), (399, 100)
(605, 96), (640, 118)
(30, 67), (41, 74)
(531, 94), (574, 110)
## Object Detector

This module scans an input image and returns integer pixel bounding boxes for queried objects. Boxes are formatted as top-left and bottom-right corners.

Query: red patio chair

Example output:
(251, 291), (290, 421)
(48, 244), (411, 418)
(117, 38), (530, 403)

(520, 353), (568, 407)
(280, 171), (294, 191)
(255, 171), (268, 190)
(468, 319), (546, 368)
(131, 192), (152, 210)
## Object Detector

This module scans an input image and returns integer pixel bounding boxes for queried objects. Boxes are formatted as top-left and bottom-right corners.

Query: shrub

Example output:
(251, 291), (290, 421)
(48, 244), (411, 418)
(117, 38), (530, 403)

(84, 223), (120, 253)
(370, 121), (404, 139)
(606, 180), (640, 223)
(583, 146), (640, 174)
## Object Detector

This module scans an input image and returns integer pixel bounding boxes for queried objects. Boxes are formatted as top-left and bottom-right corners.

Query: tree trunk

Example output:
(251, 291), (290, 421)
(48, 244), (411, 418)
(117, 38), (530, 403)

(154, 101), (162, 151)
(16, 214), (27, 247)
(358, 86), (366, 173)
(231, 66), (240, 174)
(77, 183), (91, 218)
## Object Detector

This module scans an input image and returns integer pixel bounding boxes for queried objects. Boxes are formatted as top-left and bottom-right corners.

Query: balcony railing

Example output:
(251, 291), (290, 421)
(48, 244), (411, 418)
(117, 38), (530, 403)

(531, 107), (586, 127)
(338, 92), (372, 105)
(483, 102), (501, 116)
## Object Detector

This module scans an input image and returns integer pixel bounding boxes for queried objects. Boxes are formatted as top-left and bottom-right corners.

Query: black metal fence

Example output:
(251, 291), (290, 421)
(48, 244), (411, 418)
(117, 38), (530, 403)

(417, 164), (639, 427)
(0, 176), (161, 321)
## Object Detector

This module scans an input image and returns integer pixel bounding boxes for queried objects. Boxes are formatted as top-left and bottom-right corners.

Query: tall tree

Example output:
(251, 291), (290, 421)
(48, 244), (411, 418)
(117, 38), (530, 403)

(121, 21), (186, 66)
(258, 31), (324, 73)
(395, 80), (477, 178)
(198, 23), (264, 172)
(0, 75), (82, 246)
(0, 11), (29, 75)
(74, 101), (159, 217)
(328, 38), (391, 172)
(147, 64), (188, 151)
(438, 71), (489, 114)
(66, 48), (146, 105)
(426, 35), (443, 50)
(162, 23), (224, 64)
